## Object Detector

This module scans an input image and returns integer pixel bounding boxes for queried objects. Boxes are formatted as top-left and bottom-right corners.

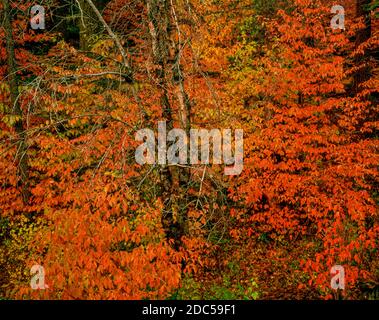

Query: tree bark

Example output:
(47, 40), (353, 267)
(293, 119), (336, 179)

(146, 0), (190, 249)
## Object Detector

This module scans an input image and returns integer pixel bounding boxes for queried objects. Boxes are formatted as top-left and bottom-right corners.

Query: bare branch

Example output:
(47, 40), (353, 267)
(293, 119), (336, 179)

(84, 0), (131, 70)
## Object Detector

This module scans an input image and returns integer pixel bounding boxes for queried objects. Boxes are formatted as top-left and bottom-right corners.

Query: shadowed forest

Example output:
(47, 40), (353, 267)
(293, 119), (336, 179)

(0, 0), (378, 299)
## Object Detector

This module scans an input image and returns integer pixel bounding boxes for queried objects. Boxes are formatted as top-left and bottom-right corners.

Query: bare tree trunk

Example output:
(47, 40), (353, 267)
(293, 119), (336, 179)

(146, 0), (173, 124)
(2, 0), (30, 203)
(170, 2), (192, 186)
(146, 0), (190, 249)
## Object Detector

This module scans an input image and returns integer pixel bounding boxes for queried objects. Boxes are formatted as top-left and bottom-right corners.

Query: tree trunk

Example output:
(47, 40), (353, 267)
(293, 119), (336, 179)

(146, 0), (190, 249)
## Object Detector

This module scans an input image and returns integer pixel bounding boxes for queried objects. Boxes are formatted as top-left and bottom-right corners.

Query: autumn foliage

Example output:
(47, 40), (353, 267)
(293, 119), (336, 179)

(228, 0), (378, 298)
(0, 0), (378, 299)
